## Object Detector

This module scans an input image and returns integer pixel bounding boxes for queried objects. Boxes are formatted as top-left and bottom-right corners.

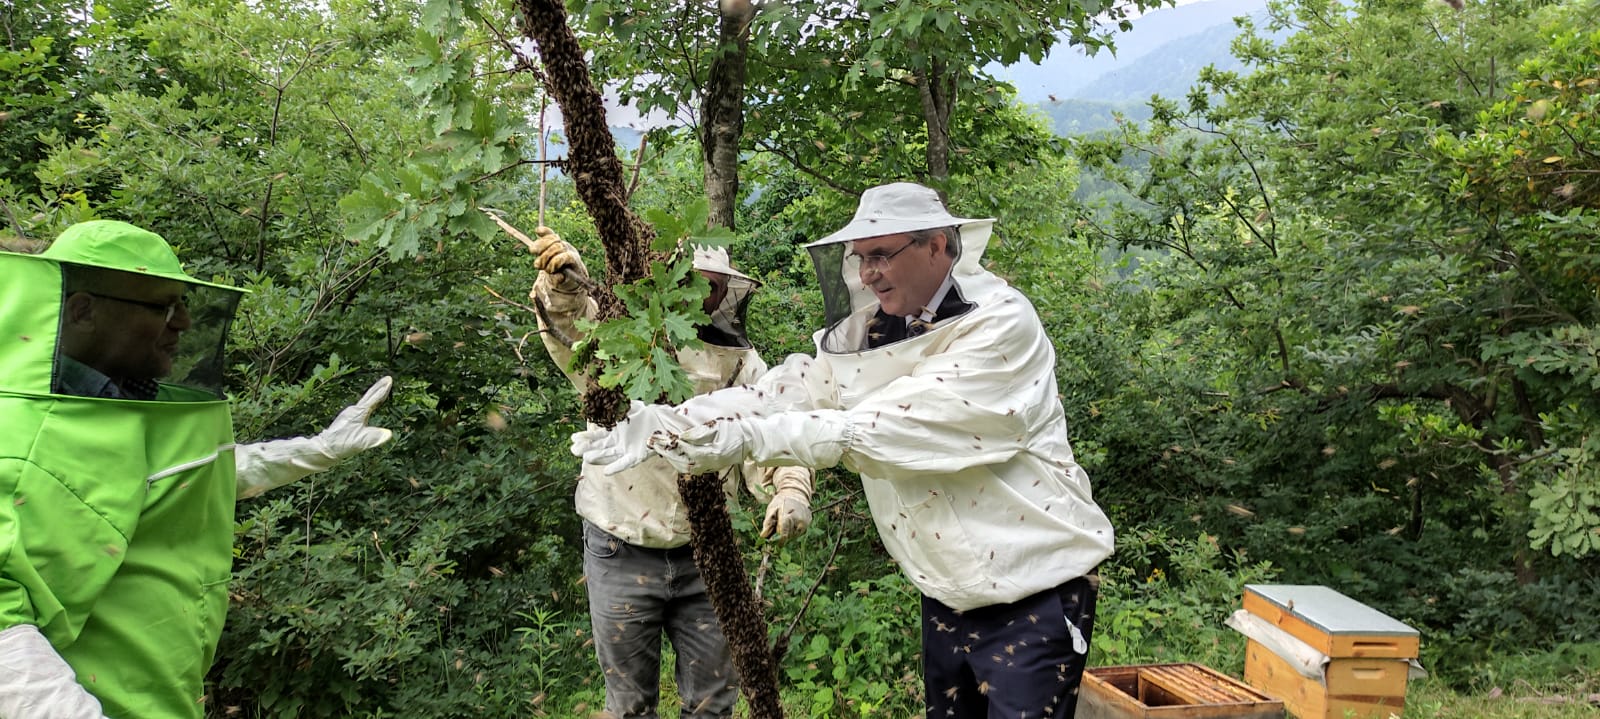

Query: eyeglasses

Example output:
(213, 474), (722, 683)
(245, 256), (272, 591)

(848, 238), (919, 272)
(87, 292), (187, 323)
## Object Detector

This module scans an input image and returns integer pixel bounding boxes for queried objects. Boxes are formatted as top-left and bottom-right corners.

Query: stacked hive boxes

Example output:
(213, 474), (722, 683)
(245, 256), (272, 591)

(1240, 585), (1420, 719)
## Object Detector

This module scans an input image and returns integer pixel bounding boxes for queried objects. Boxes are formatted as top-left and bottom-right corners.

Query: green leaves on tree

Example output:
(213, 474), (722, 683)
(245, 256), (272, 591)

(568, 197), (732, 404)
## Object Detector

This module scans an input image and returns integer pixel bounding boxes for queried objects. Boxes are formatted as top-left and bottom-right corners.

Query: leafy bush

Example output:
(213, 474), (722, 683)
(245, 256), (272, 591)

(773, 570), (923, 717)
(1093, 529), (1278, 673)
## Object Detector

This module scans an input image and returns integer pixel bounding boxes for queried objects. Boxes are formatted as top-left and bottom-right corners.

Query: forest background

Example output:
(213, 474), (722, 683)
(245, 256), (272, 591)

(2, 0), (1597, 716)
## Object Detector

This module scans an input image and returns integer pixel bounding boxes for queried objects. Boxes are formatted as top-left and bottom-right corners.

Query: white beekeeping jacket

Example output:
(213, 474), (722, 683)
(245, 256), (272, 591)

(667, 199), (1114, 610)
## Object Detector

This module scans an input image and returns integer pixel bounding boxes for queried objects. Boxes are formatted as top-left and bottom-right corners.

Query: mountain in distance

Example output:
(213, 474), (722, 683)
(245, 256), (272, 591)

(993, 0), (1272, 135)
(1072, 14), (1262, 103)
(997, 0), (1268, 103)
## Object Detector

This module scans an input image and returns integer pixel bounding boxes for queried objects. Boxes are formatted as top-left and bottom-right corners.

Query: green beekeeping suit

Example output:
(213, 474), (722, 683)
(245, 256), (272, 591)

(0, 221), (243, 718)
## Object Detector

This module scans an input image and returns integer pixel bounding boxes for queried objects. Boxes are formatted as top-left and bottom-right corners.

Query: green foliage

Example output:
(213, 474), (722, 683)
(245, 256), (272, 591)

(779, 574), (923, 717)
(1399, 567), (1600, 689)
(1435, 25), (1600, 212)
(0, 0), (170, 198)
(1522, 405), (1600, 558)
(216, 427), (588, 717)
(753, 522), (925, 719)
(1093, 530), (1278, 671)
(573, 252), (705, 402)
(565, 196), (732, 404)
(1062, 0), (1600, 687)
(338, 0), (527, 259)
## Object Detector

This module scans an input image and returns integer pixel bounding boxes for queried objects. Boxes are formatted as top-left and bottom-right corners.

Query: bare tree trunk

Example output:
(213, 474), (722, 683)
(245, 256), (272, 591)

(916, 57), (956, 185)
(700, 0), (754, 230)
(517, 0), (657, 426)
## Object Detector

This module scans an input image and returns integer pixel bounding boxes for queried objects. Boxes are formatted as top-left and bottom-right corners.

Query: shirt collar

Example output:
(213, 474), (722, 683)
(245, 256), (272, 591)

(54, 354), (159, 401)
(906, 274), (958, 326)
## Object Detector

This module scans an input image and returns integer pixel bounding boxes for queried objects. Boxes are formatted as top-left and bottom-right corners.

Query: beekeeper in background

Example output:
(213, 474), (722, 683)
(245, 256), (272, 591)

(526, 226), (814, 719)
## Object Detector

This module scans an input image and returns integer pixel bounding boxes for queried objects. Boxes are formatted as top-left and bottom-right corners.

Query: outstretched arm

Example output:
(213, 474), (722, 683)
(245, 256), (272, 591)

(235, 376), (395, 499)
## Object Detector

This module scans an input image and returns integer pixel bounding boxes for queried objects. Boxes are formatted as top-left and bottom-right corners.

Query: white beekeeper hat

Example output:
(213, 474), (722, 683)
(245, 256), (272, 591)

(691, 244), (755, 282)
(807, 182), (993, 247)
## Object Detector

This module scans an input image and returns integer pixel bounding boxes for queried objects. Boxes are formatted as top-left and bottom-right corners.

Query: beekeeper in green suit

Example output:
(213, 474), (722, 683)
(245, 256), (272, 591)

(0, 220), (395, 718)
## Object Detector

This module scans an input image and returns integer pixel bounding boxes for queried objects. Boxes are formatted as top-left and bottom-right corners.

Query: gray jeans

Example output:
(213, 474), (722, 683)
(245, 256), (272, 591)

(582, 522), (738, 718)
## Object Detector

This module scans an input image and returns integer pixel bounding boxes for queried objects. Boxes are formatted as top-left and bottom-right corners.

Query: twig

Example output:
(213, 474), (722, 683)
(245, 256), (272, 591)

(626, 132), (649, 200)
(481, 283), (540, 315)
(539, 94), (549, 227)
(772, 524), (846, 664)
(482, 283), (577, 348)
(480, 207), (599, 293)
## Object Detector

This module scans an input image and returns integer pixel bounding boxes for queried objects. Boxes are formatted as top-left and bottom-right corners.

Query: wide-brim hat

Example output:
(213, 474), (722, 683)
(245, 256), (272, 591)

(807, 182), (994, 247)
(691, 244), (756, 283)
(38, 219), (246, 293)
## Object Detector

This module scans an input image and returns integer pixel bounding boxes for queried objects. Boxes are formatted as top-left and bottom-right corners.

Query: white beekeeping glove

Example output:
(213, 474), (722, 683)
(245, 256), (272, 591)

(570, 401), (694, 475)
(0, 624), (111, 719)
(236, 376), (395, 499)
(648, 410), (854, 475)
(761, 466), (814, 540)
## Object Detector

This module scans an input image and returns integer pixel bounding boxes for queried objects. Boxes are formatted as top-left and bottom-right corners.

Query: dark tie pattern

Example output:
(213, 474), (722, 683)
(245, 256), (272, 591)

(864, 292), (975, 349)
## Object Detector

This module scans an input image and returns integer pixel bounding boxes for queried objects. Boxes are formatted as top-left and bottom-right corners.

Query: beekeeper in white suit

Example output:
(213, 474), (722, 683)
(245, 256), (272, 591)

(527, 227), (814, 719)
(573, 182), (1115, 719)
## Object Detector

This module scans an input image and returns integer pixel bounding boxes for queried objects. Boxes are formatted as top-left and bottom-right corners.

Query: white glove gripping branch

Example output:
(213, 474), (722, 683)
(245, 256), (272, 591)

(0, 624), (110, 719)
(235, 376), (395, 499)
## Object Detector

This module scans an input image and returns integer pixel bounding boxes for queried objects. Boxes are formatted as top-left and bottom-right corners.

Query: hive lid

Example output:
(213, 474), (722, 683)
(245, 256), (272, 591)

(1245, 585), (1418, 637)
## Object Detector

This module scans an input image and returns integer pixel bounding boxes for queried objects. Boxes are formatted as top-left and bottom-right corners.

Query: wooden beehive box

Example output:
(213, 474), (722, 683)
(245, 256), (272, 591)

(1241, 585), (1420, 719)
(1077, 663), (1286, 718)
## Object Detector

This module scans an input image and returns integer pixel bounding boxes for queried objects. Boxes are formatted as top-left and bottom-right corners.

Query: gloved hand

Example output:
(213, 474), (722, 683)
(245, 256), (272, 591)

(762, 467), (814, 539)
(648, 411), (854, 475)
(0, 625), (111, 719)
(318, 376), (395, 457)
(236, 376), (396, 499)
(529, 226), (587, 289)
(570, 400), (694, 475)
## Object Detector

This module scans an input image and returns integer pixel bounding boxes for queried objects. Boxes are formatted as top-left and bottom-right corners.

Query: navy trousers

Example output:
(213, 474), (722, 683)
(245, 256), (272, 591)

(921, 576), (1099, 719)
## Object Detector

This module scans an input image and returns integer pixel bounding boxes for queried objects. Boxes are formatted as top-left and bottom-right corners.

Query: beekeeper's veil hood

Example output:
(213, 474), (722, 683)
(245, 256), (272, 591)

(692, 244), (759, 349)
(804, 182), (994, 354)
(0, 220), (246, 400)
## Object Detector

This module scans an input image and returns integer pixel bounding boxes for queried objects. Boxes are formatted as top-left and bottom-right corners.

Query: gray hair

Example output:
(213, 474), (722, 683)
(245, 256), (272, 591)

(907, 226), (958, 258)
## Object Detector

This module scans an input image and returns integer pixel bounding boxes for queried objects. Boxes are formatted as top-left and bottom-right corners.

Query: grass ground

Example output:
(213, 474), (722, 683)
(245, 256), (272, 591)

(558, 646), (1600, 718)
(1400, 678), (1598, 718)
(572, 676), (1600, 718)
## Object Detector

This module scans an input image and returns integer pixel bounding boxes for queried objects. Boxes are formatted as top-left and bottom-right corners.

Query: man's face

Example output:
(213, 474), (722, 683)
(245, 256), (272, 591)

(69, 274), (192, 382)
(852, 232), (953, 317)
